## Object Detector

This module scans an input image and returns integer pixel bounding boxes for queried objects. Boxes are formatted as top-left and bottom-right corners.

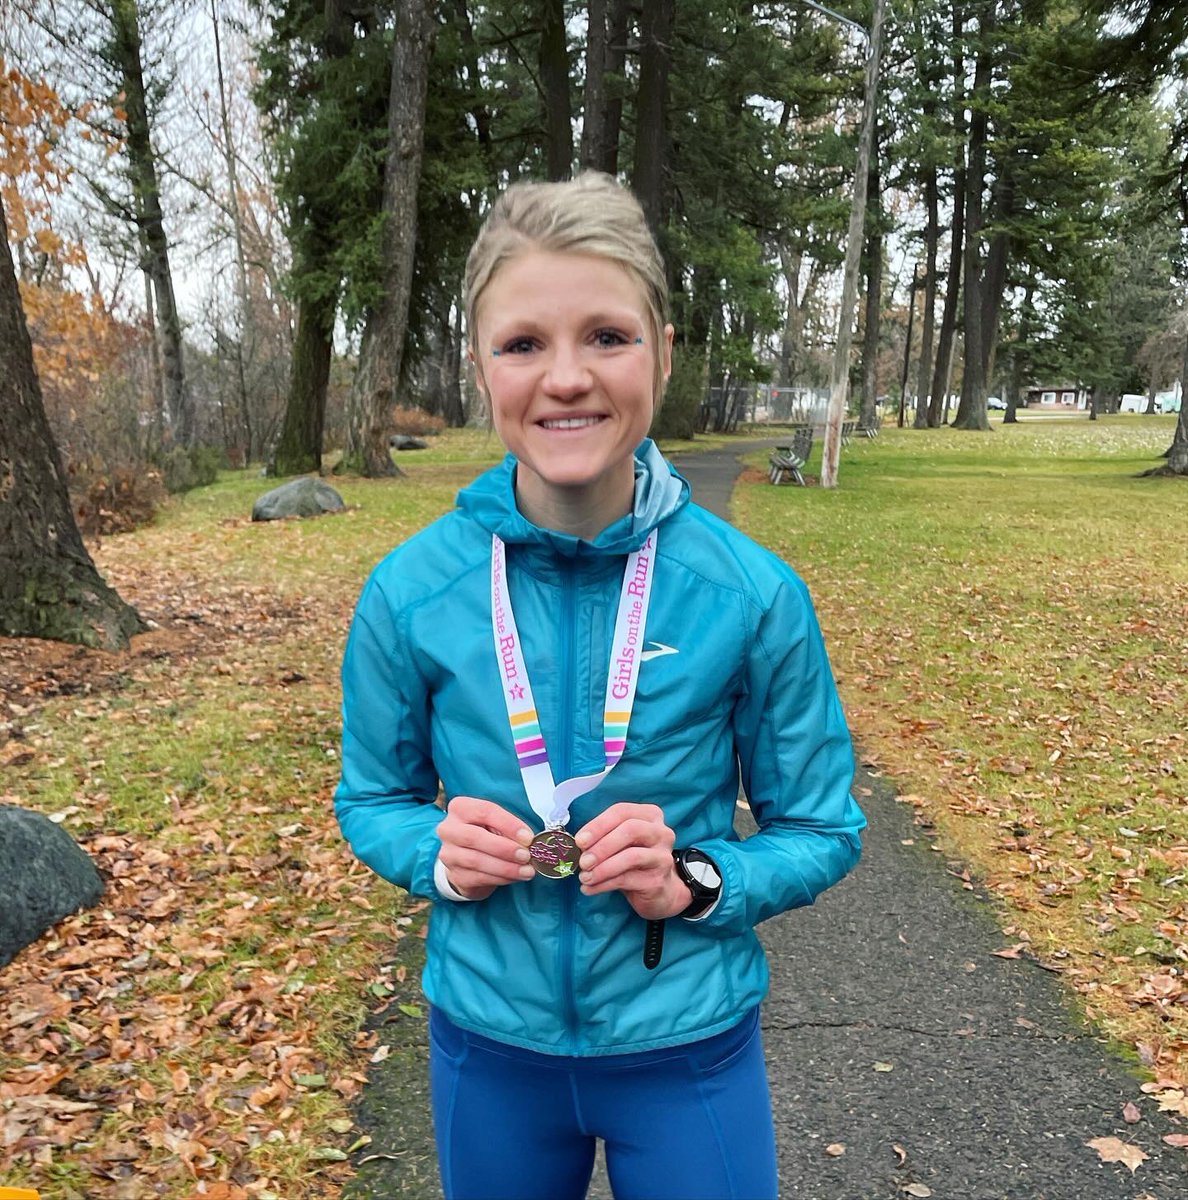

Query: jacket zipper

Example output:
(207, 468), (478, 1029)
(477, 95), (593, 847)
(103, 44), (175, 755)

(559, 568), (579, 1048)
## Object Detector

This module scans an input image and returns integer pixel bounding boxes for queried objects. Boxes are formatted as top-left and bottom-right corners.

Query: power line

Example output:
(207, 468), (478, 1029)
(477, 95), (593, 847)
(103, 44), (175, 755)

(795, 0), (869, 41)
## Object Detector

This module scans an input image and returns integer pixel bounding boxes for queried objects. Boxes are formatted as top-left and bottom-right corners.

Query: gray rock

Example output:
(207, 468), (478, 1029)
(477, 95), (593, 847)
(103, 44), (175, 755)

(388, 434), (429, 451)
(0, 805), (104, 968)
(252, 476), (345, 521)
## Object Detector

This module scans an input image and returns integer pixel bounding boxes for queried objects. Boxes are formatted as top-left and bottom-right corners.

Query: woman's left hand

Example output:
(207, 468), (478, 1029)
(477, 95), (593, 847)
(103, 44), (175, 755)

(574, 803), (692, 920)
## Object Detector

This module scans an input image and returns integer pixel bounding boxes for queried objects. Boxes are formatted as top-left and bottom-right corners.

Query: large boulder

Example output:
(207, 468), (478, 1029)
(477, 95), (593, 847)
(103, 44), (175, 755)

(0, 805), (104, 968)
(252, 476), (345, 522)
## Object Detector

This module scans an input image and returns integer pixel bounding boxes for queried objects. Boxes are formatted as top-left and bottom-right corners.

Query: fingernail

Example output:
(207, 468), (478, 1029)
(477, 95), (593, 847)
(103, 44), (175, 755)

(579, 872), (591, 884)
(519, 865), (535, 879)
(515, 848), (531, 863)
(579, 854), (594, 869)
(516, 828), (533, 845)
(575, 832), (590, 848)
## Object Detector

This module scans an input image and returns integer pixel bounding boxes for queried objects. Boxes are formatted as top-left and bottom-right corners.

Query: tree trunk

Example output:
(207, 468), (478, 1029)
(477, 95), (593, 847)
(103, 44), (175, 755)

(441, 304), (466, 428)
(580, 0), (610, 171)
(929, 4), (967, 427)
(0, 199), (144, 650)
(272, 289), (334, 476)
(109, 0), (194, 446)
(540, 0), (572, 180)
(600, 0), (630, 176)
(981, 165), (1015, 387)
(632, 0), (675, 235)
(859, 163), (883, 430)
(452, 0), (493, 157)
(915, 166), (939, 427)
(211, 0), (253, 462)
(1163, 334), (1188, 473)
(952, 1), (995, 432)
(343, 0), (434, 477)
(1003, 278), (1034, 425)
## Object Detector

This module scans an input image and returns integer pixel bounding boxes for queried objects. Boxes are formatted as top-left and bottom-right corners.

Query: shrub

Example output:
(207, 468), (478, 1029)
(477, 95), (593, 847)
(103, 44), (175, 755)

(159, 446), (222, 494)
(72, 466), (167, 536)
(391, 405), (445, 437)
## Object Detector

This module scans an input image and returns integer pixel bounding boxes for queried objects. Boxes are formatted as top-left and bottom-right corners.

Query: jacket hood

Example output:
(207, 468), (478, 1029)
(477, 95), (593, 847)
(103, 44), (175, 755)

(456, 438), (689, 558)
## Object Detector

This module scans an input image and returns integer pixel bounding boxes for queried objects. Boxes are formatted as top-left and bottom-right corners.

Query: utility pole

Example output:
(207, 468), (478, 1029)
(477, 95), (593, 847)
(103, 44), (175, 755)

(820, 0), (887, 489)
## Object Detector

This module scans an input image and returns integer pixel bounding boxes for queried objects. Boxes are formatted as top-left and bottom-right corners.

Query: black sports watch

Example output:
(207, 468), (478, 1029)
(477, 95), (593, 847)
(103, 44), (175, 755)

(672, 848), (722, 919)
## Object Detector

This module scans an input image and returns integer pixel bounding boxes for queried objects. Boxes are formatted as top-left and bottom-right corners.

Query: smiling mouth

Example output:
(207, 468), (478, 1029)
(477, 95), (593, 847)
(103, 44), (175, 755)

(538, 416), (606, 431)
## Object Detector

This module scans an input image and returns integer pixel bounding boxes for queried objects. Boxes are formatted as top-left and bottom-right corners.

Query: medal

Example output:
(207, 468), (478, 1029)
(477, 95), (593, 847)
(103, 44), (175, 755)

(491, 530), (658, 878)
(529, 829), (581, 879)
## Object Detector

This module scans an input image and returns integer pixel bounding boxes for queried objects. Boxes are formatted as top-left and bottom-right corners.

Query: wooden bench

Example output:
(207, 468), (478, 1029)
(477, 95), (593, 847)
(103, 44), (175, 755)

(857, 418), (880, 439)
(841, 419), (856, 447)
(769, 426), (814, 486)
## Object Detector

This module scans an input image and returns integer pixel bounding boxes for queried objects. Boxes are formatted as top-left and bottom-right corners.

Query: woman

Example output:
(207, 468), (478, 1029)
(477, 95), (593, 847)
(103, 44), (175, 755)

(335, 172), (865, 1200)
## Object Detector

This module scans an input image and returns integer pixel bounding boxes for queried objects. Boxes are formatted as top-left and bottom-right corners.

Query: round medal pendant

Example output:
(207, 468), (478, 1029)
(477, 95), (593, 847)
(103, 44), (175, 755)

(529, 829), (581, 879)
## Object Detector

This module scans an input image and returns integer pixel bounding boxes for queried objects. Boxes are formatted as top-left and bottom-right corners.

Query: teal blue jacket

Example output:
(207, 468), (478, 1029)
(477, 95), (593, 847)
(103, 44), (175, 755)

(335, 441), (865, 1055)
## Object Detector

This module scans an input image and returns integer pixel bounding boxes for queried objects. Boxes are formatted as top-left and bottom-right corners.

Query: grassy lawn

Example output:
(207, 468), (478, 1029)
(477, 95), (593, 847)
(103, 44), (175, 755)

(735, 413), (1187, 1087)
(1, 417), (1184, 1196)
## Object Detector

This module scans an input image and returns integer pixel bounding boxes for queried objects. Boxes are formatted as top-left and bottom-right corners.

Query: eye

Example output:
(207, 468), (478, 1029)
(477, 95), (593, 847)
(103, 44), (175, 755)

(593, 328), (629, 348)
(498, 336), (538, 355)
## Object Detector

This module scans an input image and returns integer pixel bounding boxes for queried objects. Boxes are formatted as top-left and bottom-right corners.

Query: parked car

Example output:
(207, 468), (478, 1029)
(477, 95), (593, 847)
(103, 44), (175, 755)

(987, 395), (1007, 410)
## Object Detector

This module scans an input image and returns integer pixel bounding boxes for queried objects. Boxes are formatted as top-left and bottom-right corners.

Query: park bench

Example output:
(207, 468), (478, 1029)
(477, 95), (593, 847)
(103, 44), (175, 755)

(841, 419), (856, 446)
(769, 426), (814, 486)
(857, 417), (880, 439)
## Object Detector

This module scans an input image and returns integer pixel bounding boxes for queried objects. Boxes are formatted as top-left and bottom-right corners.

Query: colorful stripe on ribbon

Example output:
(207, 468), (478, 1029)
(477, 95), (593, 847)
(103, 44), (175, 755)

(603, 710), (631, 763)
(510, 710), (549, 766)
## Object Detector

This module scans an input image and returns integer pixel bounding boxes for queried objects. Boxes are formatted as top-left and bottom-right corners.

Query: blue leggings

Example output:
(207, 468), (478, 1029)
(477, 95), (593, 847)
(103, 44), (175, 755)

(428, 1006), (778, 1200)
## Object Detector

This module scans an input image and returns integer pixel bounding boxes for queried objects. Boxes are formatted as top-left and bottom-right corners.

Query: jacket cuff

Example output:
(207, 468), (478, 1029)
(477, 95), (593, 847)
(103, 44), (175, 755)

(433, 855), (478, 902)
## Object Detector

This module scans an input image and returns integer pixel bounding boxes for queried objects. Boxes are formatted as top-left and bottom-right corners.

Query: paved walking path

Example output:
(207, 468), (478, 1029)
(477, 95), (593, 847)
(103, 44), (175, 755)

(344, 441), (1186, 1200)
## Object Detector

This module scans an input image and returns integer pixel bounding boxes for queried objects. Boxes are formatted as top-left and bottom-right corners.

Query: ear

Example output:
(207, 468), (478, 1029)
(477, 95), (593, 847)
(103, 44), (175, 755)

(661, 323), (675, 382)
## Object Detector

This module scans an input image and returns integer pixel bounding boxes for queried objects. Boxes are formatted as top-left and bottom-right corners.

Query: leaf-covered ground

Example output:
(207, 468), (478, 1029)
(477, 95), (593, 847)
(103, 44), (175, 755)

(1, 417), (1185, 1197)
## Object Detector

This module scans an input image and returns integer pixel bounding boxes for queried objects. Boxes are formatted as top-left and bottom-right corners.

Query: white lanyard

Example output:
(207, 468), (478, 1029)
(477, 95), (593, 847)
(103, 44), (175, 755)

(490, 530), (658, 829)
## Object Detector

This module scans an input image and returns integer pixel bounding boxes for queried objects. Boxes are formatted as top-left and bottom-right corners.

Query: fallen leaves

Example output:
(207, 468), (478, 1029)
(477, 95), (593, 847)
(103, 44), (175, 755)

(1086, 1136), (1149, 1173)
(0, 561), (410, 1197)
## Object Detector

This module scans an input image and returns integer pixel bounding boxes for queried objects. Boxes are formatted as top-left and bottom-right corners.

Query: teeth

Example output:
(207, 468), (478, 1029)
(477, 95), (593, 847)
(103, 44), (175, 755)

(540, 417), (602, 430)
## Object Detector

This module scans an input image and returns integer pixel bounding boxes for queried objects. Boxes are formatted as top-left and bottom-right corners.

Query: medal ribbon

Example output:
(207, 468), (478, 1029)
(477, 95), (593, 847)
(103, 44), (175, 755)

(491, 530), (658, 829)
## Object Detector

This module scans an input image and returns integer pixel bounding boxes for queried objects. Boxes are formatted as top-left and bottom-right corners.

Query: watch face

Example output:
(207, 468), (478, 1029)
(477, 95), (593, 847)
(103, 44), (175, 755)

(687, 857), (721, 889)
(682, 849), (722, 892)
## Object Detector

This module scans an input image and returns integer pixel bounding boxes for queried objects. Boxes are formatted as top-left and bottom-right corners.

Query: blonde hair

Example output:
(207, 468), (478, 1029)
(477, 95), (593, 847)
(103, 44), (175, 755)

(464, 172), (670, 404)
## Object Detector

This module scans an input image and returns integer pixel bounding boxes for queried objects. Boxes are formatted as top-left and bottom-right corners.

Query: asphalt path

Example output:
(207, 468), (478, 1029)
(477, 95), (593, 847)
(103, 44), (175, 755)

(345, 440), (1186, 1200)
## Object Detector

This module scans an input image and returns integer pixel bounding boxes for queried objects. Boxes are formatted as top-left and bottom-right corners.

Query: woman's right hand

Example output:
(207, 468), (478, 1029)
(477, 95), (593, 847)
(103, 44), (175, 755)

(436, 796), (536, 900)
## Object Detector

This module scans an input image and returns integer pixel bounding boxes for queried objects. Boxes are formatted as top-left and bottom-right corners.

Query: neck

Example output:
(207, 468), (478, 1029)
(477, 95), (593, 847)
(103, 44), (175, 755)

(514, 468), (635, 541)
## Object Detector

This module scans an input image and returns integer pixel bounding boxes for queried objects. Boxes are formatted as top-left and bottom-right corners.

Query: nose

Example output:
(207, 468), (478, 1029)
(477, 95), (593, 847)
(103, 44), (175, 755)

(542, 341), (592, 399)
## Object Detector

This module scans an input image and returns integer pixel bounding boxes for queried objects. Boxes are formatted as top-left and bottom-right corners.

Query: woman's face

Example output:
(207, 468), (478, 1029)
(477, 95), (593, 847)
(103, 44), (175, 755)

(474, 250), (673, 532)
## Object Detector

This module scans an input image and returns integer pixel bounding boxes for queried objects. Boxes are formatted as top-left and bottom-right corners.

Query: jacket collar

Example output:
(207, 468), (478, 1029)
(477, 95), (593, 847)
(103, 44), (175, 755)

(457, 439), (689, 560)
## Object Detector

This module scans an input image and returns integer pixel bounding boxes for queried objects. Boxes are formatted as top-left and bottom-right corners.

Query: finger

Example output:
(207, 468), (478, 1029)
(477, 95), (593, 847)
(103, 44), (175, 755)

(579, 844), (668, 890)
(440, 818), (533, 865)
(575, 803), (667, 853)
(576, 816), (673, 872)
(579, 862), (671, 897)
(442, 846), (536, 888)
(447, 796), (534, 845)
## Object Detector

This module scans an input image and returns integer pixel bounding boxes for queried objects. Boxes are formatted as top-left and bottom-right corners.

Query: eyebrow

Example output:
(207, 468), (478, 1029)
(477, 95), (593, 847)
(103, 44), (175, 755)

(485, 308), (645, 339)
